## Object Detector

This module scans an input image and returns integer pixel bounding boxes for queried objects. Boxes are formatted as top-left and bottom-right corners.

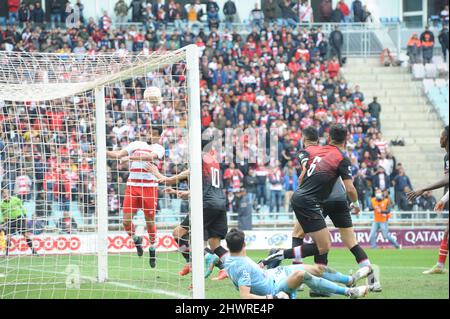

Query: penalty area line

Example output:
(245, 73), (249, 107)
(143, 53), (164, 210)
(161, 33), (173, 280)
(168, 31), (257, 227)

(1, 265), (189, 299)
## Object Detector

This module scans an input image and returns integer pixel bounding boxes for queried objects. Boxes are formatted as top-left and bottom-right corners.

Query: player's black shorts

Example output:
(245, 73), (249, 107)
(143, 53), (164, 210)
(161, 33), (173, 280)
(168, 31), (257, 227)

(291, 193), (327, 234)
(322, 201), (353, 229)
(180, 208), (228, 241)
(2, 217), (28, 235)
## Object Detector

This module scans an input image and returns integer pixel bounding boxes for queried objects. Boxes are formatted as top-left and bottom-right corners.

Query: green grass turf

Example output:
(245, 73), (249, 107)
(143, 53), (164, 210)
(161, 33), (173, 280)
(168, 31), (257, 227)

(0, 248), (448, 299)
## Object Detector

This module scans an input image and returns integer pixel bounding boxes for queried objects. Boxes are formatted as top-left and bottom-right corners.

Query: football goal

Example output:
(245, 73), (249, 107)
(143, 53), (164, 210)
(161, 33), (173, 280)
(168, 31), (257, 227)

(0, 45), (205, 299)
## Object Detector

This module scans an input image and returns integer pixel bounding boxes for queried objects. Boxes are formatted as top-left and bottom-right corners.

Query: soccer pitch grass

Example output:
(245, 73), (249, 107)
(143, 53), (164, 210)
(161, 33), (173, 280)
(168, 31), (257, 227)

(0, 248), (448, 299)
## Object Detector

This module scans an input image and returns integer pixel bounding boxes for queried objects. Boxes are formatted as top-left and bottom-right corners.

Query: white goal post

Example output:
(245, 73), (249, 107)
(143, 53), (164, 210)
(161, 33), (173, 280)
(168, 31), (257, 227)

(0, 45), (205, 299)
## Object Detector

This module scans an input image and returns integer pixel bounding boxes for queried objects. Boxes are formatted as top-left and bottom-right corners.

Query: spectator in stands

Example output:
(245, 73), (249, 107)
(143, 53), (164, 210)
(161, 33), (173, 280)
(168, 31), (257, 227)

(244, 168), (257, 211)
(369, 189), (401, 249)
(7, 0), (19, 25)
(354, 168), (370, 210)
(129, 0), (143, 23)
(398, 186), (414, 212)
(331, 2), (343, 23)
(380, 48), (396, 67)
(75, 0), (85, 24)
(50, 0), (62, 28)
(31, 2), (45, 25)
(99, 11), (112, 33)
(255, 162), (268, 208)
(318, 0), (333, 22)
(269, 162), (283, 215)
(236, 188), (252, 230)
(296, 0), (314, 23)
(250, 3), (264, 29)
(34, 192), (48, 218)
(372, 165), (390, 192)
(441, 4), (449, 24)
(368, 97), (381, 129)
(108, 187), (120, 224)
(327, 56), (340, 78)
(0, 1), (7, 27)
(207, 4), (220, 30)
(57, 211), (78, 234)
(329, 25), (344, 65)
(420, 26), (435, 64)
(438, 24), (449, 62)
(262, 0), (282, 25)
(279, 0), (297, 27)
(206, 0), (219, 13)
(15, 172), (32, 201)
(418, 191), (437, 211)
(393, 167), (413, 208)
(283, 164), (297, 212)
(337, 0), (350, 23)
(361, 5), (373, 23)
(114, 0), (129, 25)
(352, 0), (364, 23)
(407, 32), (422, 64)
(223, 0), (237, 30)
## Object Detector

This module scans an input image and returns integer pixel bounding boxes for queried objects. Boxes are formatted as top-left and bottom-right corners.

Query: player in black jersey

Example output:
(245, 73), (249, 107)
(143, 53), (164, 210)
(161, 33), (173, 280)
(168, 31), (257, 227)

(407, 126), (449, 274)
(262, 125), (366, 284)
(290, 126), (379, 294)
(145, 137), (228, 279)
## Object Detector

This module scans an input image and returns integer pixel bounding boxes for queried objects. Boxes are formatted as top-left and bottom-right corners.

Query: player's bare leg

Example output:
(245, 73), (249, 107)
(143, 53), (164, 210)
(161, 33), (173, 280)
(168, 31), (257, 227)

(122, 188), (143, 257)
(173, 225), (191, 276)
(285, 267), (368, 299)
(291, 221), (305, 264)
(424, 222), (448, 274)
(144, 215), (157, 268)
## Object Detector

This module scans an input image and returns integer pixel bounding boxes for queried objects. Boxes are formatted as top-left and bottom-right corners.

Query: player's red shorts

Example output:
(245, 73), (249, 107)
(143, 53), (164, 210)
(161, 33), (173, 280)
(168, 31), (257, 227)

(123, 186), (158, 219)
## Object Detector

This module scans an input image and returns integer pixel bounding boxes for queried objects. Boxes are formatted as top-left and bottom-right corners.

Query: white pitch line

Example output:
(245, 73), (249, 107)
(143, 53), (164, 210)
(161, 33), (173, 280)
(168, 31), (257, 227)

(0, 265), (189, 299)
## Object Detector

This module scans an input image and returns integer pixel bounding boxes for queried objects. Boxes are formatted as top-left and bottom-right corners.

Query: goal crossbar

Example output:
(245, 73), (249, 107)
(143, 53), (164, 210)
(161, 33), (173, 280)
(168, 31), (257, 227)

(0, 48), (186, 102)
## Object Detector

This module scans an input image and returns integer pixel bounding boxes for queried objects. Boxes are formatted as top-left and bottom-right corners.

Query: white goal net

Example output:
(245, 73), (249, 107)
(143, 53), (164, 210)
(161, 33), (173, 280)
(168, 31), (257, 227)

(0, 45), (205, 299)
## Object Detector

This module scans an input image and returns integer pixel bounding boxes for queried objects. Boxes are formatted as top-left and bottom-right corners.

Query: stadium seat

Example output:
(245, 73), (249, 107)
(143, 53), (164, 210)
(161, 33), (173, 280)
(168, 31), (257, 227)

(422, 79), (434, 93)
(412, 64), (425, 79)
(437, 63), (449, 76)
(432, 56), (444, 65)
(425, 63), (438, 78)
(435, 78), (447, 88)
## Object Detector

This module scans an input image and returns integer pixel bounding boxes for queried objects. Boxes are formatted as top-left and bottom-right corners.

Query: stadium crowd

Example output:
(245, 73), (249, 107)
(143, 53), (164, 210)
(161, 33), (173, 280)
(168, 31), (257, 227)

(0, 1), (441, 232)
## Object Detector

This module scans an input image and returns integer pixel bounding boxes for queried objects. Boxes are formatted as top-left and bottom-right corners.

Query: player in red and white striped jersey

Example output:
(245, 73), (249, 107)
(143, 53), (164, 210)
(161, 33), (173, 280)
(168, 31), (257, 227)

(107, 135), (165, 268)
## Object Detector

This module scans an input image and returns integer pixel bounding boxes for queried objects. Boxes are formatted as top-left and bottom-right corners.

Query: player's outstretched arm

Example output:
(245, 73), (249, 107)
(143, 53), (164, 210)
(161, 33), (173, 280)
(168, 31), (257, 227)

(127, 153), (159, 162)
(106, 149), (128, 159)
(435, 191), (449, 212)
(407, 174), (449, 201)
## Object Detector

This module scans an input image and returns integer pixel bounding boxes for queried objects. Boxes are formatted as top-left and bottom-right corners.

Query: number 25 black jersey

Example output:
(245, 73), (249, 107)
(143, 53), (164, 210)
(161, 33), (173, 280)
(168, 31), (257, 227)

(294, 145), (353, 202)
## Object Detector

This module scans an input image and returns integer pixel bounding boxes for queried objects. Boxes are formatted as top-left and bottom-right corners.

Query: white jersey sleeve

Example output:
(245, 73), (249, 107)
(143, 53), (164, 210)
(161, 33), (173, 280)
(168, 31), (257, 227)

(149, 143), (165, 159)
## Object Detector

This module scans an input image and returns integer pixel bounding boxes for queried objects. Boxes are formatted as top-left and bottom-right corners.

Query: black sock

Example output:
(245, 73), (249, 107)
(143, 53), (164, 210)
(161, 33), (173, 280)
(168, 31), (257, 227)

(214, 246), (228, 260)
(350, 244), (369, 265)
(26, 238), (35, 254)
(176, 235), (190, 263)
(5, 239), (10, 256)
(283, 244), (319, 260)
(292, 237), (304, 248)
(217, 259), (225, 270)
(314, 253), (328, 265)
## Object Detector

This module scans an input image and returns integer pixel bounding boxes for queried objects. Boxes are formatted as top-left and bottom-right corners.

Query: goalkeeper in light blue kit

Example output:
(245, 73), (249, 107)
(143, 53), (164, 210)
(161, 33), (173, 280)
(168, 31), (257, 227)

(221, 229), (370, 299)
